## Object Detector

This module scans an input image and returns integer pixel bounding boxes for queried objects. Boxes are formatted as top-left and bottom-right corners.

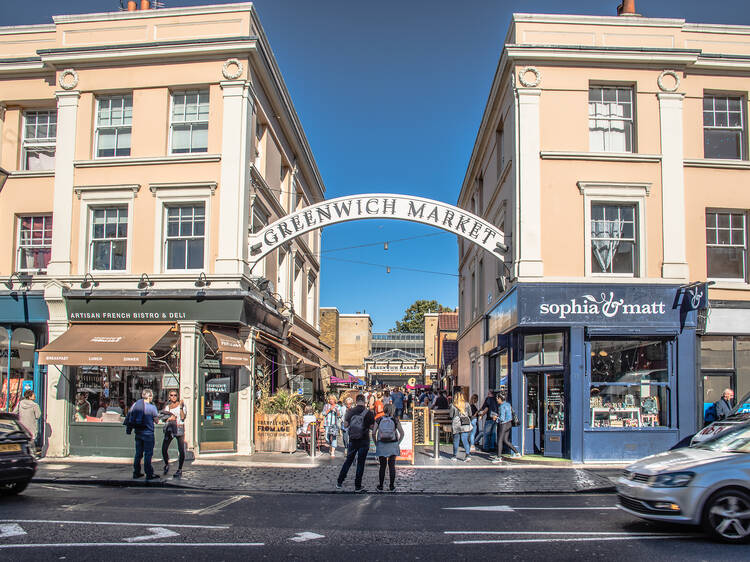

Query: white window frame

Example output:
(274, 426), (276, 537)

(89, 206), (129, 272)
(95, 95), (133, 159)
(703, 93), (746, 160)
(706, 209), (747, 283)
(292, 258), (304, 316)
(250, 199), (270, 278)
(306, 272), (316, 326)
(169, 89), (210, 155)
(588, 85), (635, 153)
(16, 215), (53, 273)
(21, 110), (56, 171)
(151, 186), (212, 274)
(77, 188), (137, 275)
(579, 182), (649, 279)
(277, 247), (289, 302)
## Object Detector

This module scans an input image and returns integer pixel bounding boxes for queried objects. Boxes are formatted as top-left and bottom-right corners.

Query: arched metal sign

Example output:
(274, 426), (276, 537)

(249, 194), (506, 267)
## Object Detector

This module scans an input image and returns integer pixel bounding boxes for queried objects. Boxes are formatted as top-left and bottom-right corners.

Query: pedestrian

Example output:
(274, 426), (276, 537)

(336, 394), (375, 492)
(469, 393), (480, 451)
(373, 403), (404, 491)
(340, 396), (353, 450)
(391, 386), (405, 419)
(432, 390), (449, 410)
(478, 389), (499, 454)
(161, 389), (187, 478)
(449, 393), (473, 461)
(373, 391), (385, 420)
(383, 389), (392, 405)
(124, 388), (160, 481)
(494, 392), (520, 462)
(13, 389), (41, 454)
(714, 388), (735, 420)
(322, 395), (340, 457)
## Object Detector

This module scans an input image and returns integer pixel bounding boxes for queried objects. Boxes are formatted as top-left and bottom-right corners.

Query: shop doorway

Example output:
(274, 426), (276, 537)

(199, 366), (238, 453)
(523, 372), (565, 457)
(702, 372), (733, 425)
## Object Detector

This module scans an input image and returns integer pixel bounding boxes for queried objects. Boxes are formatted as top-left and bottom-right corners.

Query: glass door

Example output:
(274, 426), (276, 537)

(702, 373), (733, 425)
(544, 373), (565, 457)
(523, 374), (541, 455)
(199, 366), (237, 452)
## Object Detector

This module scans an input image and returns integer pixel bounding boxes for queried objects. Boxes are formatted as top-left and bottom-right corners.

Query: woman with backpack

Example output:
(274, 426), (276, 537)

(373, 403), (403, 491)
(450, 393), (473, 462)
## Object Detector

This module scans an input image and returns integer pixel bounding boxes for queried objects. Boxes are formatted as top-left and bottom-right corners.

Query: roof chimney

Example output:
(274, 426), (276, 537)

(617, 1), (638, 16)
(124, 0), (151, 10)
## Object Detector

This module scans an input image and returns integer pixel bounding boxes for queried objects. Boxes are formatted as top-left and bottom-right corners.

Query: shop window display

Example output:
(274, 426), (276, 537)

(589, 339), (670, 428)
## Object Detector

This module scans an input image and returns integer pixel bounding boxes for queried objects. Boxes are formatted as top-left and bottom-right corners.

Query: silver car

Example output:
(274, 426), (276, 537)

(691, 391), (750, 445)
(617, 422), (750, 543)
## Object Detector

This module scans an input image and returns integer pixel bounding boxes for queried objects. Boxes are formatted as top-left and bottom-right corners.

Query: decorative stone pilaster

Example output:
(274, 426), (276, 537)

(178, 322), (200, 456)
(42, 281), (70, 457)
(237, 326), (254, 454)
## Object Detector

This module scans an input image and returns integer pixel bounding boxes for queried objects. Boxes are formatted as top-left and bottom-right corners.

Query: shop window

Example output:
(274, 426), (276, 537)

(590, 203), (638, 275)
(22, 110), (56, 170)
(524, 333), (563, 366)
(700, 336), (734, 370)
(165, 204), (205, 270)
(703, 94), (745, 160)
(706, 210), (747, 281)
(16, 215), (52, 272)
(589, 339), (670, 428)
(737, 338), (750, 400)
(95, 95), (132, 158)
(90, 207), (128, 271)
(0, 328), (36, 411)
(589, 86), (634, 152)
(171, 90), (209, 154)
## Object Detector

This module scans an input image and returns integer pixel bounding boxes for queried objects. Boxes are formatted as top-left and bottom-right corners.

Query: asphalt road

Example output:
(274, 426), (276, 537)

(0, 482), (744, 560)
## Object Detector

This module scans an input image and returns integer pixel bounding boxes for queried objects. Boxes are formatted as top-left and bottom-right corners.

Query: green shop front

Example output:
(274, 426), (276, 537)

(38, 294), (278, 458)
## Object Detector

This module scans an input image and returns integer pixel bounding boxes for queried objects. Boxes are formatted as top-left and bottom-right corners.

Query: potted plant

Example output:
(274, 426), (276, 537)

(254, 389), (303, 452)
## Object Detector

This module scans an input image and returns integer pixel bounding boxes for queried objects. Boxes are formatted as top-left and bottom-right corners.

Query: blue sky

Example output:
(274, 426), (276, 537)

(3, 0), (750, 331)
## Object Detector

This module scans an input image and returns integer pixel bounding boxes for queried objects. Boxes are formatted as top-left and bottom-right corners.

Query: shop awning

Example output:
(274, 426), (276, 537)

(257, 332), (319, 368)
(38, 324), (172, 367)
(206, 329), (252, 368)
(289, 325), (324, 351)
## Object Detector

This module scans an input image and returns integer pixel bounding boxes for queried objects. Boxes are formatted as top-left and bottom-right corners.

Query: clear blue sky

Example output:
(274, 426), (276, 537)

(3, 1), (749, 331)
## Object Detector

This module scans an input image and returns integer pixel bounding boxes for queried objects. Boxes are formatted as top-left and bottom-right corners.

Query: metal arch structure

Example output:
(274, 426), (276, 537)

(248, 193), (506, 268)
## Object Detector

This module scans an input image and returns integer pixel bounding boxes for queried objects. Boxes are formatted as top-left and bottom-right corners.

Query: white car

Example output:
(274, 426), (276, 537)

(691, 391), (750, 445)
(617, 422), (750, 543)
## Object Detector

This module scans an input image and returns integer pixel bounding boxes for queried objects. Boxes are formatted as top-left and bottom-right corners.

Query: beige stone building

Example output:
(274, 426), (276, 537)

(0, 2), (328, 457)
(456, 3), (750, 460)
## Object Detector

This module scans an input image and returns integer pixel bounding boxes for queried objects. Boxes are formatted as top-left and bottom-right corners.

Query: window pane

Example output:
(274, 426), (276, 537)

(191, 123), (208, 152)
(187, 239), (204, 269)
(736, 338), (750, 401)
(705, 128), (742, 159)
(25, 148), (55, 171)
(700, 336), (734, 369)
(707, 246), (745, 279)
(543, 333), (564, 365)
(524, 335), (543, 366)
(171, 125), (190, 153)
(590, 340), (668, 383)
(92, 241), (111, 270)
(590, 383), (668, 428)
(111, 240), (127, 270)
(166, 240), (186, 269)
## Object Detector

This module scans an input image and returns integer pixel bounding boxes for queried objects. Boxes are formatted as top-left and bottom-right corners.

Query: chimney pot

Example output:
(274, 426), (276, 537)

(617, 0), (637, 15)
(127, 0), (137, 11)
(140, 0), (151, 9)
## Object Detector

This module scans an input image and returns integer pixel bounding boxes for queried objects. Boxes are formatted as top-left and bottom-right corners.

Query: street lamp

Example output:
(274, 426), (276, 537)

(0, 166), (10, 192)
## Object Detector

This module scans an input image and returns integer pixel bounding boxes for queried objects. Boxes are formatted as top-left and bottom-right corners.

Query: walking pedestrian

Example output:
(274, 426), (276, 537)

(13, 389), (41, 454)
(494, 392), (520, 462)
(373, 403), (403, 491)
(714, 388), (735, 420)
(391, 387), (405, 419)
(373, 391), (385, 420)
(161, 389), (187, 478)
(124, 389), (160, 481)
(469, 394), (480, 451)
(340, 396), (353, 450)
(322, 395), (340, 457)
(478, 389), (499, 454)
(450, 393), (473, 461)
(336, 394), (375, 492)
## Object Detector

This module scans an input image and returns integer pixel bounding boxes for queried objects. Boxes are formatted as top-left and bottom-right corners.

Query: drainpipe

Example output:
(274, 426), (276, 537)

(5, 328), (11, 412)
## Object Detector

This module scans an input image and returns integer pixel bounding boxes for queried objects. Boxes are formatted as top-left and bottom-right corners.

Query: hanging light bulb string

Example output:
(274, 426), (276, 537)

(322, 256), (458, 277)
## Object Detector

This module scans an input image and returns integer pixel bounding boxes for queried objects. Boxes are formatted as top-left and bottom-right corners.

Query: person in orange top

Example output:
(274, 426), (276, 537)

(373, 391), (385, 420)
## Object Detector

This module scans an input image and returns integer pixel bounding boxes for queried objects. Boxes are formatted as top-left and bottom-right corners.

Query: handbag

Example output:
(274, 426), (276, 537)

(511, 408), (520, 427)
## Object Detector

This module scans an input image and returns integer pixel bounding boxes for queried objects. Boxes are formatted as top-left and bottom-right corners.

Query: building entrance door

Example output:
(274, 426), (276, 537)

(523, 374), (542, 454)
(702, 372), (733, 425)
(523, 372), (565, 456)
(199, 366), (237, 453)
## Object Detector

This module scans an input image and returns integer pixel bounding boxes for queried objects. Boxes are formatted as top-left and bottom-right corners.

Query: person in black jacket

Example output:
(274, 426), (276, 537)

(714, 388), (735, 420)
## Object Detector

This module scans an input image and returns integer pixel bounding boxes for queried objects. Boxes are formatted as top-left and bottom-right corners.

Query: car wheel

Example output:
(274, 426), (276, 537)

(702, 488), (750, 543)
(0, 480), (29, 496)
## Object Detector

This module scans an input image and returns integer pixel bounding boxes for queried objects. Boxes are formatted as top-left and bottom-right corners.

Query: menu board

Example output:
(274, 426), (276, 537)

(397, 421), (414, 464)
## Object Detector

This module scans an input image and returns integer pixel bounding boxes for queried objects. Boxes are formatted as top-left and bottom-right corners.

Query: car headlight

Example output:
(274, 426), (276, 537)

(648, 471), (695, 488)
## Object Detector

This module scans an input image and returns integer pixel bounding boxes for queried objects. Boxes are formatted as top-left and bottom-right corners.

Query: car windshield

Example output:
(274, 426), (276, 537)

(694, 423), (750, 453)
(734, 391), (750, 415)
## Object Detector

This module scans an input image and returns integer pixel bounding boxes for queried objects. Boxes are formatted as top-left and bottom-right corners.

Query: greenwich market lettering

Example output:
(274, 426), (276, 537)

(539, 292), (667, 320)
(250, 194), (505, 266)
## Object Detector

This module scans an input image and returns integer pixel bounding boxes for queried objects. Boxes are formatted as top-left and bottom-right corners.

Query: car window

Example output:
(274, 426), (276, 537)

(695, 424), (750, 453)
(0, 419), (24, 437)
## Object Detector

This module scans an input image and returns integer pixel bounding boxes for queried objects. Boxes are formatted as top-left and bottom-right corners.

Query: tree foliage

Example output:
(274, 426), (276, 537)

(391, 299), (452, 333)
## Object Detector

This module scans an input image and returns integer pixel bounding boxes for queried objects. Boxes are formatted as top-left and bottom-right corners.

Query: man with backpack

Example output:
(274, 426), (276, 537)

(124, 388), (160, 481)
(336, 394), (375, 492)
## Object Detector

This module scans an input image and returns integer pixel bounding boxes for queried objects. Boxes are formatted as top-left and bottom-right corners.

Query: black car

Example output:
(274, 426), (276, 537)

(0, 413), (37, 495)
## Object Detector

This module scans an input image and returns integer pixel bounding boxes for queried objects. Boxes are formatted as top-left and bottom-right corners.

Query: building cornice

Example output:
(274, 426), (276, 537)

(74, 154), (221, 168)
(541, 151), (662, 163)
(684, 158), (750, 170)
(50, 2), (255, 24)
(505, 44), (700, 65)
(511, 13), (686, 29)
(0, 24), (55, 34)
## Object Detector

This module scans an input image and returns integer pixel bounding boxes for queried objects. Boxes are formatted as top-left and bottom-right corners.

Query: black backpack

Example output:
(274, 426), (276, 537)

(348, 409), (367, 439)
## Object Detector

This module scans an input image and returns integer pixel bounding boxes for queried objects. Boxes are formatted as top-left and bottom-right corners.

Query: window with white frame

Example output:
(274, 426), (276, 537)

(16, 215), (52, 272)
(170, 90), (209, 154)
(589, 86), (634, 152)
(250, 203), (269, 277)
(293, 259), (303, 315)
(306, 273), (316, 326)
(703, 94), (745, 160)
(590, 203), (638, 275)
(96, 95), (132, 158)
(22, 110), (56, 170)
(165, 204), (205, 270)
(277, 248), (288, 300)
(90, 207), (128, 271)
(706, 210), (747, 281)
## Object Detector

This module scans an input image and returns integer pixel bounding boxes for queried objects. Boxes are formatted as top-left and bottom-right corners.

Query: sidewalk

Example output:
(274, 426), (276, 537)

(34, 445), (623, 494)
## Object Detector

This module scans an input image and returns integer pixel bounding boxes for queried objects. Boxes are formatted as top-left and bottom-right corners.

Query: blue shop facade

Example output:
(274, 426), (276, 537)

(484, 283), (700, 462)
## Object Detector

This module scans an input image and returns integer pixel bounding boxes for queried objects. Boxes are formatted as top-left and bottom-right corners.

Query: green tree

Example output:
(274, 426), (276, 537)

(391, 299), (452, 333)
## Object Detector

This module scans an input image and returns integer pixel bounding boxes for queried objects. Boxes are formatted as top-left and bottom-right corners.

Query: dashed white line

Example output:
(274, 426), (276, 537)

(0, 543), (264, 549)
(0, 519), (228, 529)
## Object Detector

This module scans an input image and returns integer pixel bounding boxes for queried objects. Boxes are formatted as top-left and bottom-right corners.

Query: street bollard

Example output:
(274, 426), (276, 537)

(310, 421), (317, 458)
(433, 421), (440, 461)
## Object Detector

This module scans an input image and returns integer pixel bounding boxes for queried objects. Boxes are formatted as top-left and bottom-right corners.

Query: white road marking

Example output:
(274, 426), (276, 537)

(453, 535), (692, 545)
(289, 532), (325, 543)
(0, 519), (228, 529)
(40, 485), (70, 492)
(190, 495), (249, 515)
(0, 543), (265, 549)
(124, 527), (179, 543)
(444, 505), (618, 512)
(444, 531), (684, 536)
(0, 524), (26, 539)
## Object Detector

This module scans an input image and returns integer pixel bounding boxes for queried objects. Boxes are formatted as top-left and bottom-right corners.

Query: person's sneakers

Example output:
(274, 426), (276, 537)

(173, 469), (182, 478)
(450, 456), (458, 462)
(145, 474), (161, 481)
(463, 456), (471, 462)
(388, 485), (396, 492)
(335, 482), (343, 490)
(354, 486), (367, 493)
(163, 462), (170, 476)
(491, 456), (503, 463)
(330, 451), (335, 458)
(511, 452), (522, 458)
(132, 472), (144, 479)
(376, 485), (384, 492)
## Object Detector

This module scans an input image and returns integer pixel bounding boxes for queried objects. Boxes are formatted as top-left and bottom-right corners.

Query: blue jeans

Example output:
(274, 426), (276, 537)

(337, 441), (369, 488)
(341, 428), (349, 450)
(325, 428), (337, 450)
(483, 419), (497, 452)
(470, 418), (479, 446)
(453, 431), (471, 458)
(134, 432), (155, 477)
